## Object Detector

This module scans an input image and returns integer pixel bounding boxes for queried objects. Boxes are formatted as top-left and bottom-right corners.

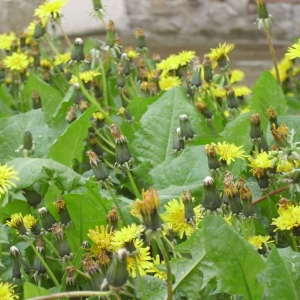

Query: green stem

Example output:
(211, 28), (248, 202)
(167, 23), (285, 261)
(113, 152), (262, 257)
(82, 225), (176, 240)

(155, 235), (172, 300)
(98, 57), (109, 107)
(291, 234), (299, 252)
(125, 168), (140, 199)
(44, 34), (61, 56)
(43, 236), (60, 258)
(75, 63), (114, 124)
(76, 268), (91, 280)
(105, 183), (127, 226)
(95, 128), (115, 149)
(162, 235), (182, 258)
(134, 256), (147, 300)
(56, 21), (72, 49)
(27, 238), (60, 288)
(264, 25), (281, 85)
(129, 75), (139, 97)
(142, 53), (152, 71)
(95, 139), (115, 157)
(27, 290), (113, 300)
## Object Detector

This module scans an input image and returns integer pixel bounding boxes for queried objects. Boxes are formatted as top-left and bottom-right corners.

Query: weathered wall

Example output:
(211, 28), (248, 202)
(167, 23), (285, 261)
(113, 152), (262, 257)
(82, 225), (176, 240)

(1, 0), (299, 46)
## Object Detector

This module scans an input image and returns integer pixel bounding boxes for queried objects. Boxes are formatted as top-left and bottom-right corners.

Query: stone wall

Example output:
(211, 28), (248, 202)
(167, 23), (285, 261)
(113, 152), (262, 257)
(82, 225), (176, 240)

(1, 0), (299, 46)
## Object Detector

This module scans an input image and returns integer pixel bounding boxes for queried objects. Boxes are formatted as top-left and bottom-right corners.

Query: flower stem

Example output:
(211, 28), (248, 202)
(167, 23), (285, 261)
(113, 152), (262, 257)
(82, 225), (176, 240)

(98, 56), (109, 107)
(43, 236), (60, 258)
(27, 290), (113, 300)
(75, 63), (114, 124)
(162, 235), (182, 258)
(155, 235), (172, 300)
(56, 21), (72, 49)
(264, 25), (281, 85)
(27, 238), (60, 288)
(252, 185), (289, 205)
(134, 256), (147, 300)
(125, 168), (140, 199)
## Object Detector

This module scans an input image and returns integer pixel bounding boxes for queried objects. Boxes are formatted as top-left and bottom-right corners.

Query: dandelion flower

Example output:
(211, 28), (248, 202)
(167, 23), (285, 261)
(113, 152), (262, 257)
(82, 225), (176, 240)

(4, 53), (30, 71)
(159, 76), (181, 90)
(272, 204), (300, 232)
(233, 86), (252, 97)
(285, 39), (300, 60)
(54, 53), (71, 65)
(149, 254), (167, 280)
(208, 42), (235, 62)
(176, 50), (196, 67)
(69, 70), (101, 84)
(215, 142), (245, 165)
(34, 0), (69, 26)
(126, 239), (153, 278)
(161, 198), (201, 239)
(248, 151), (274, 169)
(230, 69), (245, 83)
(0, 164), (19, 194)
(87, 225), (113, 256)
(248, 235), (273, 250)
(6, 213), (27, 235)
(0, 32), (17, 51)
(0, 281), (18, 300)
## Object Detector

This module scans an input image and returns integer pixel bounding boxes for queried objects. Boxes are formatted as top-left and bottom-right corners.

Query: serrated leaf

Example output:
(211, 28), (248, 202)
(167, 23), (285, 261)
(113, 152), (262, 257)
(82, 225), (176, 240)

(251, 71), (286, 131)
(24, 73), (64, 123)
(260, 247), (299, 300)
(48, 106), (96, 167)
(23, 282), (51, 298)
(150, 145), (209, 196)
(203, 216), (267, 300)
(8, 157), (85, 191)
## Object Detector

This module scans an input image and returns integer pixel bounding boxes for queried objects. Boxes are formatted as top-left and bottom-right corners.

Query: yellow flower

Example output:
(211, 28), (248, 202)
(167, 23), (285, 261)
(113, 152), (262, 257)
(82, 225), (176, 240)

(159, 76), (181, 90)
(34, 0), (69, 26)
(285, 39), (300, 60)
(149, 254), (167, 280)
(233, 86), (252, 97)
(125, 48), (139, 60)
(276, 159), (293, 173)
(54, 53), (71, 65)
(272, 204), (300, 231)
(161, 198), (201, 239)
(126, 239), (153, 278)
(25, 22), (36, 44)
(0, 281), (18, 300)
(248, 151), (274, 169)
(0, 164), (19, 194)
(23, 214), (38, 229)
(176, 50), (196, 67)
(230, 69), (245, 83)
(0, 32), (17, 51)
(270, 56), (292, 82)
(213, 86), (226, 99)
(248, 235), (273, 249)
(208, 42), (235, 62)
(4, 53), (30, 71)
(40, 58), (52, 69)
(215, 142), (245, 165)
(87, 225), (113, 256)
(69, 70), (101, 84)
(111, 223), (142, 250)
(6, 213), (27, 235)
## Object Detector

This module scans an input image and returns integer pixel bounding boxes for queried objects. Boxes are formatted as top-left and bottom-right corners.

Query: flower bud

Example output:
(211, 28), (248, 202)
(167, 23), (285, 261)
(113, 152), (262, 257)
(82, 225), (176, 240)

(32, 91), (42, 109)
(73, 84), (86, 105)
(65, 266), (80, 296)
(10, 246), (30, 278)
(105, 20), (115, 48)
(224, 183), (243, 215)
(51, 223), (72, 261)
(179, 114), (195, 140)
(204, 144), (221, 171)
(203, 54), (214, 82)
(105, 248), (128, 289)
(38, 207), (57, 231)
(135, 28), (147, 52)
(32, 238), (46, 274)
(86, 150), (110, 182)
(82, 255), (105, 290)
(271, 123), (290, 148)
(182, 190), (195, 223)
(23, 214), (41, 236)
(33, 19), (46, 39)
(172, 128), (185, 154)
(22, 188), (42, 207)
(107, 206), (119, 232)
(225, 85), (239, 111)
(6, 213), (27, 236)
(202, 176), (222, 211)
(249, 114), (263, 144)
(189, 57), (202, 88)
(266, 106), (279, 128)
(54, 197), (72, 227)
(71, 38), (85, 62)
(240, 186), (254, 218)
(23, 131), (35, 157)
(116, 63), (126, 89)
(195, 100), (213, 122)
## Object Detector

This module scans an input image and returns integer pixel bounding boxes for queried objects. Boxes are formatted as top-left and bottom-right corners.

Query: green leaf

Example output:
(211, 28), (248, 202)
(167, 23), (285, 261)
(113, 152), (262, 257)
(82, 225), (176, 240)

(260, 247), (299, 300)
(0, 224), (9, 243)
(151, 145), (209, 198)
(136, 276), (167, 300)
(48, 106), (96, 167)
(0, 83), (15, 109)
(203, 216), (267, 299)
(8, 157), (85, 191)
(23, 282), (51, 298)
(0, 109), (55, 161)
(24, 73), (64, 123)
(251, 71), (286, 131)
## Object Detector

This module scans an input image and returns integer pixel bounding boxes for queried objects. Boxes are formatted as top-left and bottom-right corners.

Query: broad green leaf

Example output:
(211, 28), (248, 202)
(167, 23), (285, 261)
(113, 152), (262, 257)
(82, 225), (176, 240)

(2, 200), (30, 219)
(131, 88), (210, 180)
(0, 224), (8, 243)
(8, 157), (85, 191)
(251, 71), (286, 131)
(48, 106), (96, 167)
(23, 282), (51, 298)
(260, 247), (299, 299)
(151, 145), (209, 198)
(24, 73), (64, 123)
(203, 216), (267, 300)
(136, 276), (167, 300)
(0, 83), (15, 109)
(0, 109), (55, 161)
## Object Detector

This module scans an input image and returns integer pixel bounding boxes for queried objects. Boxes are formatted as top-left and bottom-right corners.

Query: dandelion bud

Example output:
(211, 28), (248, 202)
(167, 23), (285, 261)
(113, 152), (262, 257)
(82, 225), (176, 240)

(251, 168), (269, 190)
(271, 123), (290, 148)
(135, 28), (147, 52)
(82, 255), (105, 290)
(195, 100), (213, 122)
(225, 85), (239, 111)
(105, 20), (115, 48)
(6, 213), (27, 236)
(10, 246), (22, 278)
(23, 214), (41, 236)
(38, 207), (57, 231)
(73, 84), (85, 105)
(224, 184), (243, 215)
(204, 144), (221, 171)
(33, 19), (46, 39)
(32, 91), (42, 109)
(65, 266), (80, 296)
(110, 124), (133, 169)
(202, 176), (222, 211)
(92, 0), (103, 11)
(182, 190), (195, 223)
(240, 186), (254, 218)
(51, 223), (72, 261)
(203, 54), (213, 82)
(86, 150), (110, 181)
(66, 106), (77, 123)
(189, 57), (202, 88)
(54, 197), (72, 227)
(105, 248), (128, 289)
(71, 38), (85, 62)
(116, 63), (126, 89)
(179, 114), (195, 140)
(266, 106), (279, 128)
(22, 131), (35, 157)
(256, 0), (273, 29)
(107, 206), (119, 232)
(249, 114), (263, 144)
(32, 238), (46, 274)
(172, 128), (185, 154)
(22, 188), (42, 207)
